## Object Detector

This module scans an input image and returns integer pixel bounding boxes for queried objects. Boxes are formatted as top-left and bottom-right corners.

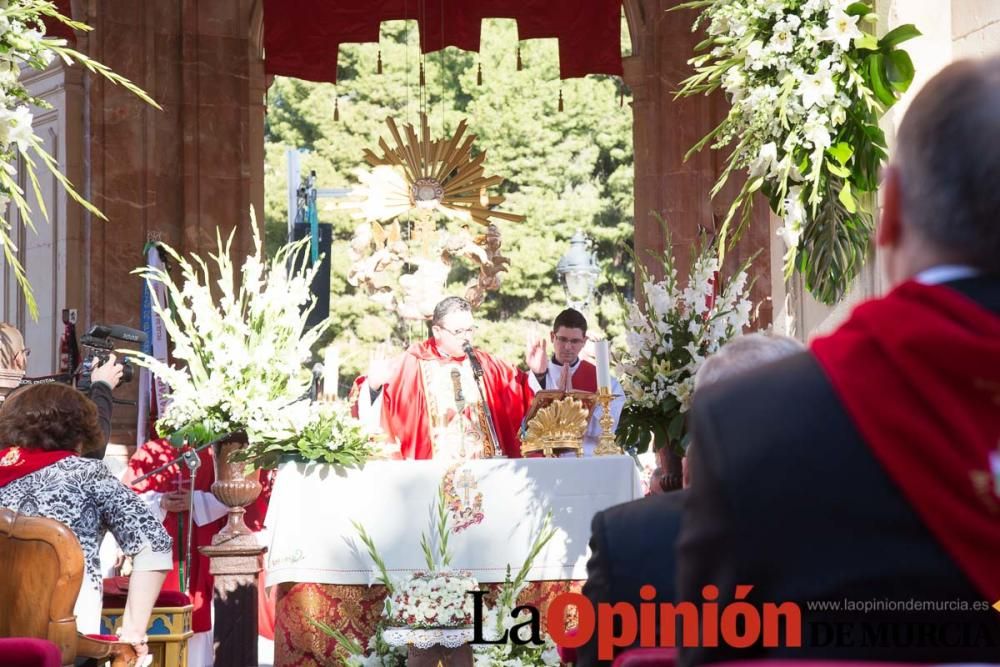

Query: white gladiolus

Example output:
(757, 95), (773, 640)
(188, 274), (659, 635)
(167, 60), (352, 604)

(129, 220), (337, 454)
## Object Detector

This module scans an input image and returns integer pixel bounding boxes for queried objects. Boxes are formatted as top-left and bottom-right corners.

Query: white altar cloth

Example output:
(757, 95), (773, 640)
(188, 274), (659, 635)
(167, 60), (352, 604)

(265, 456), (642, 586)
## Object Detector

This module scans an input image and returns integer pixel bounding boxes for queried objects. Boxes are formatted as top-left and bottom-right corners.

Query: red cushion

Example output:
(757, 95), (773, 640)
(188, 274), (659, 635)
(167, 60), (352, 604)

(0, 638), (62, 667)
(102, 577), (191, 608)
(722, 663), (935, 667)
(84, 634), (119, 642)
(611, 647), (677, 667)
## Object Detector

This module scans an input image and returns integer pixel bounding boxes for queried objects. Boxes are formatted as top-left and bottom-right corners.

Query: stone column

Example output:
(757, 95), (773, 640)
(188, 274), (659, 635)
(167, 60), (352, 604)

(624, 0), (773, 327)
(76, 0), (265, 445)
(200, 537), (266, 666)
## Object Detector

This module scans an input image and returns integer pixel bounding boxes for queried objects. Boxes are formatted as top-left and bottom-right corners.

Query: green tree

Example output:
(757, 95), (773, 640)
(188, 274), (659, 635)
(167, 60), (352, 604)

(264, 20), (633, 389)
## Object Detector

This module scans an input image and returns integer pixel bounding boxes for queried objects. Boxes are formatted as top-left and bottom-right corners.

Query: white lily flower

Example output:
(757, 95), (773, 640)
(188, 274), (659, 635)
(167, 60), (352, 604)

(800, 69), (836, 109)
(821, 9), (862, 51)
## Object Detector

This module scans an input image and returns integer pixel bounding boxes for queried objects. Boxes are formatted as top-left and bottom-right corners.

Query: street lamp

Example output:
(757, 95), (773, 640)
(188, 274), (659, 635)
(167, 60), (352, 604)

(556, 230), (600, 310)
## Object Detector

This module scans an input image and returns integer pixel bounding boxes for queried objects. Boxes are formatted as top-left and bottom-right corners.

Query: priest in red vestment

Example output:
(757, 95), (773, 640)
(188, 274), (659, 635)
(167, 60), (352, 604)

(374, 296), (538, 459)
(525, 308), (624, 457)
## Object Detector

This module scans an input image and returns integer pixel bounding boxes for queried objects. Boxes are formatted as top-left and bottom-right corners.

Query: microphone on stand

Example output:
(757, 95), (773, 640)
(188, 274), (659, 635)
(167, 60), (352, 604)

(461, 342), (503, 458)
(462, 342), (484, 378)
(309, 363), (324, 401)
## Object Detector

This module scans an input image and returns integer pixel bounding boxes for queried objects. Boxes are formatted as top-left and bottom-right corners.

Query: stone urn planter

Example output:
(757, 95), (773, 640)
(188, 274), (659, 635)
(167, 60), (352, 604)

(210, 431), (262, 538)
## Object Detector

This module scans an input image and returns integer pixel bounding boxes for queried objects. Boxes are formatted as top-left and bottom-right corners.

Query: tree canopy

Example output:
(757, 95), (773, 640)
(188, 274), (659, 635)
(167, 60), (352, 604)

(264, 19), (634, 390)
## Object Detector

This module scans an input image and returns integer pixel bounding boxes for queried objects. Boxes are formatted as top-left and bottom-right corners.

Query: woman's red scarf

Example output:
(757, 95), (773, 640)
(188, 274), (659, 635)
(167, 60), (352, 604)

(0, 446), (75, 487)
(811, 280), (1000, 603)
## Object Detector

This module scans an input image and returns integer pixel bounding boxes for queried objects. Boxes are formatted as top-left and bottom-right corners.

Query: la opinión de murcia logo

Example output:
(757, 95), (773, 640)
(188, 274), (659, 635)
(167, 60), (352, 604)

(468, 584), (802, 661)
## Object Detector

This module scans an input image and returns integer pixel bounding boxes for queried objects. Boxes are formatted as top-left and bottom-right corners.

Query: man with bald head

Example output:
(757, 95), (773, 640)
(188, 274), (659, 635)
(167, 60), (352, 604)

(678, 57), (1000, 664)
(0, 323), (28, 402)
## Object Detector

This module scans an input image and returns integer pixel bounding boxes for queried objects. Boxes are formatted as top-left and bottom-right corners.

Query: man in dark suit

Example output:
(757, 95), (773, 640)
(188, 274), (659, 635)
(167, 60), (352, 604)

(576, 334), (803, 666)
(677, 57), (1000, 665)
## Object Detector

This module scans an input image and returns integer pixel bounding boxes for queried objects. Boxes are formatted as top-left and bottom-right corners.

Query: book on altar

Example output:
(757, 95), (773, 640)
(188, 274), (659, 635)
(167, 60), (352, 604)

(523, 389), (599, 426)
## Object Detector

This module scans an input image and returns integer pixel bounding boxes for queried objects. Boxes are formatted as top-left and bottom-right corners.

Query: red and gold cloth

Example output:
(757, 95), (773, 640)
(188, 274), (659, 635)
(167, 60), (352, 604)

(381, 339), (534, 460)
(811, 280), (1000, 602)
(0, 447), (74, 487)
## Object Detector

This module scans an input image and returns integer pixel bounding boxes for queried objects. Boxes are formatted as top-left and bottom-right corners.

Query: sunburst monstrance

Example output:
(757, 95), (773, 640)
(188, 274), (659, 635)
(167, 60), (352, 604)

(345, 114), (523, 320)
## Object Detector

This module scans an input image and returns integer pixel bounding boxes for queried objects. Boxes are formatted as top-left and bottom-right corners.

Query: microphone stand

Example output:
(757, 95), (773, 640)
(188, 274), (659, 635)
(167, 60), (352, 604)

(463, 343), (503, 458)
(132, 433), (232, 589)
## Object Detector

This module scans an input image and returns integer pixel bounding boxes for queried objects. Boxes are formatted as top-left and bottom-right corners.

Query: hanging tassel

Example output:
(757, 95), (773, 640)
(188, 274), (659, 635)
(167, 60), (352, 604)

(516, 46), (523, 71)
(334, 96), (340, 122)
(377, 49), (383, 74)
(477, 61), (483, 86)
(558, 88), (564, 112)
(419, 61), (426, 87)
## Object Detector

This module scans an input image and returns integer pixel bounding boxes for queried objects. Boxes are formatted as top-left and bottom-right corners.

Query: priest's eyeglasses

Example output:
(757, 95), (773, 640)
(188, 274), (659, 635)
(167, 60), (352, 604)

(554, 335), (586, 346)
(438, 325), (476, 337)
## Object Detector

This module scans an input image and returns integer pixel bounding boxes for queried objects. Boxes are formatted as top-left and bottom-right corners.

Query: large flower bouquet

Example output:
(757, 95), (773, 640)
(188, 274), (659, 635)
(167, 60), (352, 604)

(616, 237), (753, 455)
(130, 218), (371, 469)
(0, 1), (157, 317)
(675, 0), (919, 304)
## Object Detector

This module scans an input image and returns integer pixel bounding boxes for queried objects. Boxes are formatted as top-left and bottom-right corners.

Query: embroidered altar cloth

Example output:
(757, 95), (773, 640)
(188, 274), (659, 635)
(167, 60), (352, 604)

(265, 456), (642, 586)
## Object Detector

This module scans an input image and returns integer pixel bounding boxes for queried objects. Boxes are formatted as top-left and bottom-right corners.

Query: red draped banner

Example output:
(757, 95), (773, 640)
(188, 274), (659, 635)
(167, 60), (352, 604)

(263, 0), (623, 82)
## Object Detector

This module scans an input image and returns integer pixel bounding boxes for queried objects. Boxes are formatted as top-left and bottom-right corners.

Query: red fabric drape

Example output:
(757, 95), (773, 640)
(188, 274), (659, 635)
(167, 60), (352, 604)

(263, 0), (623, 83)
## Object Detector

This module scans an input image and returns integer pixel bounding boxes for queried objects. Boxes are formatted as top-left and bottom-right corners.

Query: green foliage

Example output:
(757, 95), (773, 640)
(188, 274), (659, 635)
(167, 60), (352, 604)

(234, 403), (375, 470)
(264, 20), (634, 381)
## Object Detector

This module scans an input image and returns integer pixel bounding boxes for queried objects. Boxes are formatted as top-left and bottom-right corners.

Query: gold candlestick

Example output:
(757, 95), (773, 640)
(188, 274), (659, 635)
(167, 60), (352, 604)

(593, 386), (621, 456)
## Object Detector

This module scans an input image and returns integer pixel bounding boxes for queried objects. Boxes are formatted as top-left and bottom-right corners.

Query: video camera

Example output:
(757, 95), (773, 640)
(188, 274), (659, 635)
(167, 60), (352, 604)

(76, 324), (146, 392)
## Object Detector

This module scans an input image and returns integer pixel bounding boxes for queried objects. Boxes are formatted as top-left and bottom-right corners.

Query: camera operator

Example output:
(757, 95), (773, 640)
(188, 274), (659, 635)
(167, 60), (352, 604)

(86, 352), (125, 460)
(1, 321), (124, 460)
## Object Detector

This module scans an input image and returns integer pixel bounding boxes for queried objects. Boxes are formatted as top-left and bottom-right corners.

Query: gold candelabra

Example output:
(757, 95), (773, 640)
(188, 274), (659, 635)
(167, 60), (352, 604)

(593, 387), (622, 456)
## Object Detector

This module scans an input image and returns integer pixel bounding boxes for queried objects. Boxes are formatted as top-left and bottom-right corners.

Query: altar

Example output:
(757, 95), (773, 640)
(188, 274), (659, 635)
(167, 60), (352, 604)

(265, 456), (642, 664)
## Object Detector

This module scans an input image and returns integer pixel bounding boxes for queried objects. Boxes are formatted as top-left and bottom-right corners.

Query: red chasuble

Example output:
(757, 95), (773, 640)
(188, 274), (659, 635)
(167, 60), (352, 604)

(124, 439), (224, 632)
(381, 339), (534, 459)
(811, 281), (1000, 603)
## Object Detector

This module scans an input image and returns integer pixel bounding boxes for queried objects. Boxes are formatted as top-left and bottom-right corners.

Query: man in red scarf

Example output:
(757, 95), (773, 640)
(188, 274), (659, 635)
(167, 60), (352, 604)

(372, 296), (537, 459)
(677, 57), (1000, 664)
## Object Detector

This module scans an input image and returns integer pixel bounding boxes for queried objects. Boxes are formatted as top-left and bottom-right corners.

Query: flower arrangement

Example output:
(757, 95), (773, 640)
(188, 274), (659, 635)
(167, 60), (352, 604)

(315, 482), (561, 666)
(675, 0), (919, 304)
(615, 234), (753, 454)
(130, 216), (371, 469)
(0, 1), (157, 317)
(387, 571), (480, 629)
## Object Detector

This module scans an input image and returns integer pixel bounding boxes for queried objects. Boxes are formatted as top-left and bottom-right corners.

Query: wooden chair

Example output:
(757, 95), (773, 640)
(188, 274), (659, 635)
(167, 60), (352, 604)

(0, 508), (137, 667)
